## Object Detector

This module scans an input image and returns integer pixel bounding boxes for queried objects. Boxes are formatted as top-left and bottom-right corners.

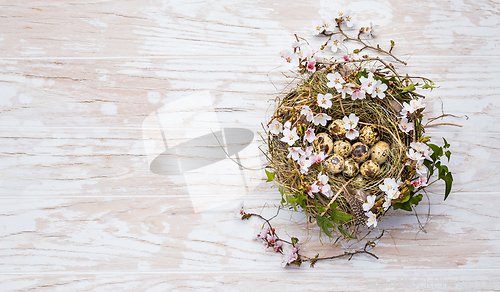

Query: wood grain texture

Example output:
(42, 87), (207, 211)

(1, 0), (500, 290)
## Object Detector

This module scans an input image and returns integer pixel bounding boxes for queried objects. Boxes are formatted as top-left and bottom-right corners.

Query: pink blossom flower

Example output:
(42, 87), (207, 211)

(304, 146), (314, 158)
(309, 151), (326, 164)
(273, 240), (283, 252)
(412, 176), (428, 188)
(282, 245), (300, 266)
(351, 87), (366, 100)
(306, 60), (316, 72)
(307, 181), (320, 197)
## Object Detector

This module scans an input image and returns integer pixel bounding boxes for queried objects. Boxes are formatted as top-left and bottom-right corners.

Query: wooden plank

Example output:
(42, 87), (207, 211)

(0, 1), (499, 58)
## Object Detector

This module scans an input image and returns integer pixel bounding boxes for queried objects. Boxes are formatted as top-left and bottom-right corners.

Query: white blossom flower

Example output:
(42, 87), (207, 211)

(281, 127), (299, 146)
(379, 178), (400, 199)
(312, 113), (332, 126)
(284, 121), (292, 130)
(312, 19), (335, 36)
(403, 98), (425, 114)
(337, 10), (354, 28)
(416, 161), (428, 176)
(329, 36), (344, 53)
(372, 80), (388, 99)
(267, 119), (283, 135)
(287, 147), (303, 161)
(363, 195), (377, 212)
(407, 148), (424, 162)
(317, 93), (333, 109)
(279, 50), (299, 69)
(317, 172), (329, 185)
(298, 155), (312, 174)
(300, 105), (314, 122)
(366, 211), (377, 227)
(292, 39), (305, 49)
(298, 45), (318, 61)
(338, 83), (355, 99)
(382, 197), (391, 211)
(399, 117), (414, 133)
(342, 113), (359, 130)
(360, 73), (376, 95)
(345, 128), (359, 140)
(326, 72), (344, 90)
(410, 142), (432, 160)
(351, 87), (366, 100)
(361, 22), (378, 38)
(320, 184), (333, 197)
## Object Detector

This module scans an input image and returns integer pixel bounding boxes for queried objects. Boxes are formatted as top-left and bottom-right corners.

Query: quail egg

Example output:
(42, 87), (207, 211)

(333, 140), (352, 158)
(343, 158), (359, 178)
(359, 125), (380, 146)
(314, 133), (334, 155)
(370, 141), (390, 164)
(324, 154), (344, 174)
(360, 160), (380, 179)
(328, 119), (347, 139)
(351, 142), (370, 163)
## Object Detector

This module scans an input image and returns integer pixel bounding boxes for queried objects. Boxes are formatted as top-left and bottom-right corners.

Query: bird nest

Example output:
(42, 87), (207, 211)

(264, 56), (452, 239)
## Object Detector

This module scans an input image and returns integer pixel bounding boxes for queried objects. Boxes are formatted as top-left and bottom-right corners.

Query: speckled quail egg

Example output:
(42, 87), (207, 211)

(324, 154), (344, 174)
(360, 160), (380, 179)
(359, 125), (380, 146)
(351, 142), (370, 163)
(333, 140), (352, 157)
(370, 141), (390, 164)
(328, 119), (347, 139)
(314, 133), (334, 155)
(343, 158), (359, 178)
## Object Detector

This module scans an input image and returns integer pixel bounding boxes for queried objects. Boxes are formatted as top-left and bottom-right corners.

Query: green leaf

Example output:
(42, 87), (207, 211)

(409, 194), (423, 206)
(427, 143), (443, 162)
(400, 83), (416, 93)
(265, 169), (275, 182)
(423, 159), (434, 176)
(393, 201), (412, 211)
(316, 215), (334, 238)
(444, 172), (453, 200)
(338, 225), (357, 239)
(445, 150), (451, 162)
(443, 138), (450, 149)
(291, 237), (299, 245)
(331, 210), (353, 222)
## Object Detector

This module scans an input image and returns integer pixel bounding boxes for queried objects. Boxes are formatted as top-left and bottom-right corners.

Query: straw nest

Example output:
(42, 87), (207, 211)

(267, 69), (414, 238)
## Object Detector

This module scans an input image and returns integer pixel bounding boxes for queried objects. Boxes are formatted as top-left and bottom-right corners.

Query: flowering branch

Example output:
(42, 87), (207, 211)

(241, 209), (380, 267)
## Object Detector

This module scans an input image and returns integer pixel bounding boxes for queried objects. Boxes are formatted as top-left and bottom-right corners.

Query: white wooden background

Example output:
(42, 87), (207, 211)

(1, 0), (500, 291)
